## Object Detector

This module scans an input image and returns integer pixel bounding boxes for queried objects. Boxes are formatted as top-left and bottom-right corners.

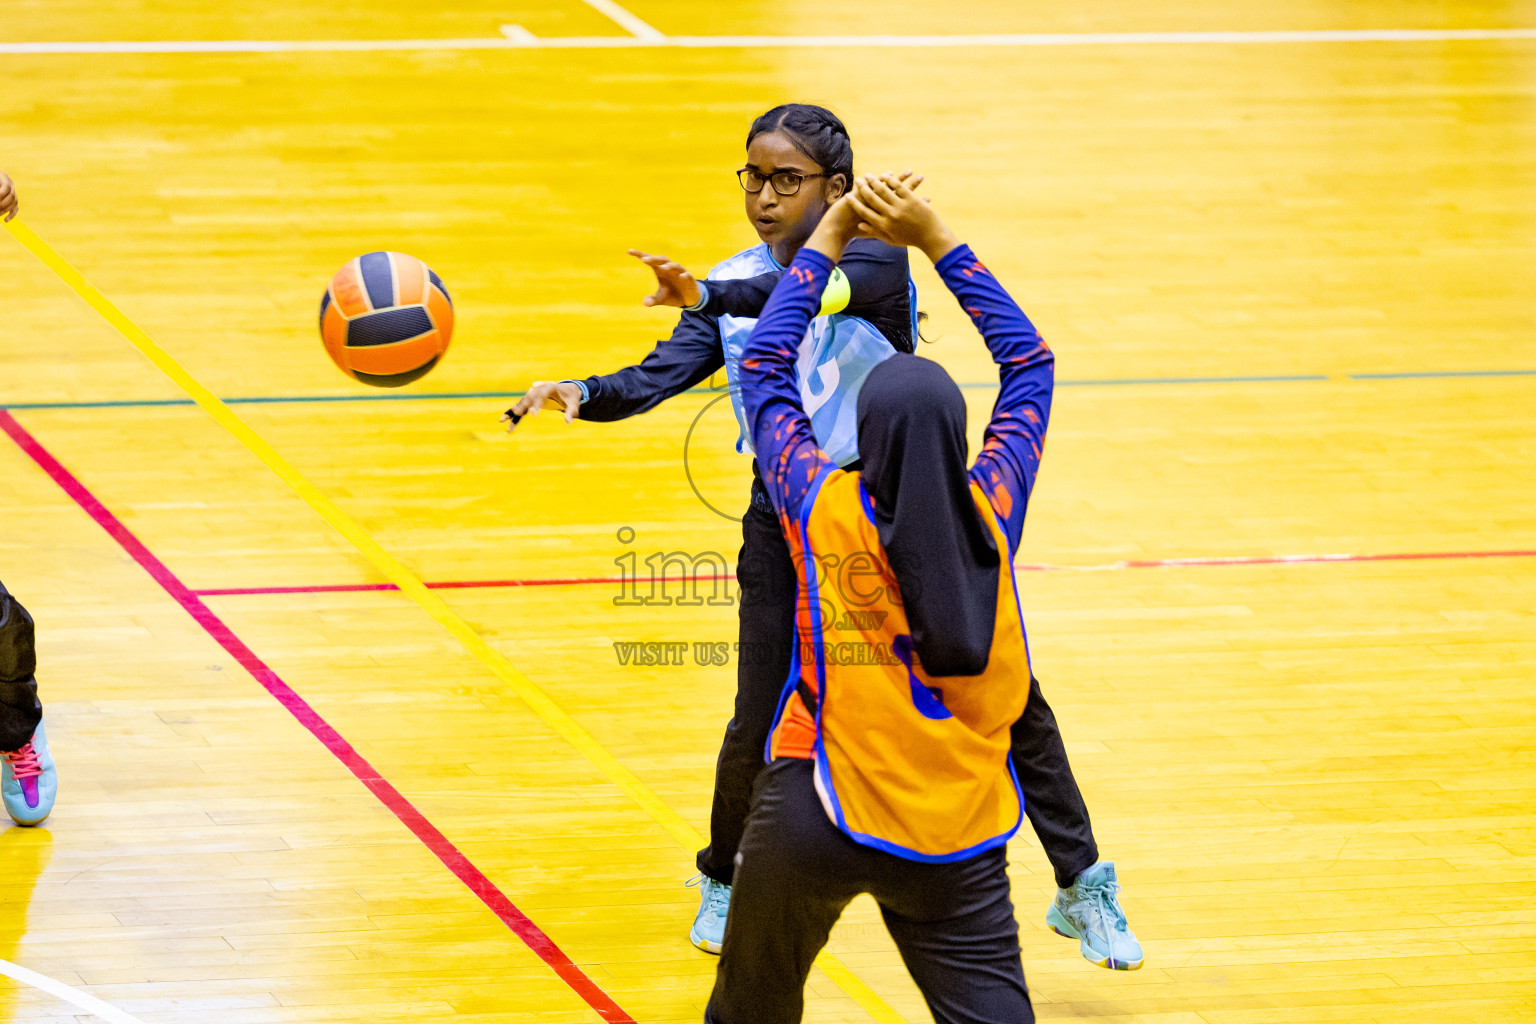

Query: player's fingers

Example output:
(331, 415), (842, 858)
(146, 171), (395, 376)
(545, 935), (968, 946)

(628, 249), (652, 260)
(886, 173), (920, 200)
(869, 176), (902, 204)
(853, 176), (894, 216)
(845, 193), (887, 230)
(848, 182), (885, 216)
(563, 401), (577, 424)
(526, 382), (556, 414)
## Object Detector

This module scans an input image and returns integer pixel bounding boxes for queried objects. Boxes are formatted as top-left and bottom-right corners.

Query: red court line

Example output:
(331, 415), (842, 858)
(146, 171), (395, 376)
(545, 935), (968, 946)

(196, 575), (627, 596)
(1104, 549), (1536, 569)
(0, 410), (636, 1024)
(188, 548), (1536, 597)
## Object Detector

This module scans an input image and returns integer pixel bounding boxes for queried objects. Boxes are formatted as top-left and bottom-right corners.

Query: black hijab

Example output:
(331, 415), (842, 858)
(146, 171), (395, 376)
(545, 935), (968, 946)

(856, 355), (1000, 677)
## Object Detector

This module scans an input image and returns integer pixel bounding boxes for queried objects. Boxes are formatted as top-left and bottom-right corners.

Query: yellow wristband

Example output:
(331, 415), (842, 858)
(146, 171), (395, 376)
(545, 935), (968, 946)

(818, 267), (851, 316)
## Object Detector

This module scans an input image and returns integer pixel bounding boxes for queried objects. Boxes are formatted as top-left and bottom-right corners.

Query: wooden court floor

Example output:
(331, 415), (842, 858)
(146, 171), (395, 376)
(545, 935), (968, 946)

(1, 2), (1534, 1021)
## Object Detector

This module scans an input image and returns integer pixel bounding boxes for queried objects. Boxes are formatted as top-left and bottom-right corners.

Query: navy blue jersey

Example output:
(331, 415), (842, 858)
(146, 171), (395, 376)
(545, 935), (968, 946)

(579, 239), (914, 466)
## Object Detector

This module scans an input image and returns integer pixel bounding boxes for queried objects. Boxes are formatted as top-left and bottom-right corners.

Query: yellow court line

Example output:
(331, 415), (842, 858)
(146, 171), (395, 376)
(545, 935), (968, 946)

(4, 218), (909, 1024)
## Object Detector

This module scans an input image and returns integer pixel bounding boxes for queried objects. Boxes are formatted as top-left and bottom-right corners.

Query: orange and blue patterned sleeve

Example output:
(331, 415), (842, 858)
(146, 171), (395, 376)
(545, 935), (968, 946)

(938, 245), (1056, 553)
(737, 249), (836, 520)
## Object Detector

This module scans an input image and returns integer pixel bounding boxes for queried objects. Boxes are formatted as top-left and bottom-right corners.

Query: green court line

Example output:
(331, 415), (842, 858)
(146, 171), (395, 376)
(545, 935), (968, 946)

(1349, 369), (1536, 380)
(4, 369), (1533, 411)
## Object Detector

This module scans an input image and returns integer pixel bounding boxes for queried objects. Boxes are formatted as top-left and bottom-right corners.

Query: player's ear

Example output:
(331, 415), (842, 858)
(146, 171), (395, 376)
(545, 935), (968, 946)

(826, 173), (848, 201)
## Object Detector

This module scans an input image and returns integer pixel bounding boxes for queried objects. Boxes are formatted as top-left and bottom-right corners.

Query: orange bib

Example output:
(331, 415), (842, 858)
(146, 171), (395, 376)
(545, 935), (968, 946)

(768, 468), (1032, 862)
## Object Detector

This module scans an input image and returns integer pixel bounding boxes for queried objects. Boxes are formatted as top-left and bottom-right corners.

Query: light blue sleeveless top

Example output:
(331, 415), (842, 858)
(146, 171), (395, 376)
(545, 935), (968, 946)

(710, 243), (908, 468)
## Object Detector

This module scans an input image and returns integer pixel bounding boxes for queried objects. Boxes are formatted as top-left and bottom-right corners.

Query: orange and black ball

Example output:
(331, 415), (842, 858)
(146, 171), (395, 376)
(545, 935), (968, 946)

(319, 252), (453, 387)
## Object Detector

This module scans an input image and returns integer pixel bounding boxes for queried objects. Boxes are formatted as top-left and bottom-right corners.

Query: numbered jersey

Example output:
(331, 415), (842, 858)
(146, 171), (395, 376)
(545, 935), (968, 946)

(767, 468), (1032, 862)
(711, 243), (905, 468)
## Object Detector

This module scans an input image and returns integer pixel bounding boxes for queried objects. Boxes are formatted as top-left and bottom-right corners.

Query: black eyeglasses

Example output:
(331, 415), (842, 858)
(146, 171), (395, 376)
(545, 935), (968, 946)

(737, 168), (828, 196)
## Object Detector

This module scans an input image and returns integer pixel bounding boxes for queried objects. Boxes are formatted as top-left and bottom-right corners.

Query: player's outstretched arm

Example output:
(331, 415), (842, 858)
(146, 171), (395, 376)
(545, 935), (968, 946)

(736, 197), (865, 517)
(631, 174), (922, 350)
(502, 381), (583, 430)
(0, 172), (18, 223)
(846, 172), (959, 265)
(628, 250), (702, 308)
(849, 174), (1054, 551)
(500, 307), (726, 432)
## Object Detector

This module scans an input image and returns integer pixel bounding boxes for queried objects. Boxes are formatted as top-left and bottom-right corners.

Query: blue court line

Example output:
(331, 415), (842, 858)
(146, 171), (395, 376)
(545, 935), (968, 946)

(2, 370), (1530, 411)
(1349, 369), (1536, 380)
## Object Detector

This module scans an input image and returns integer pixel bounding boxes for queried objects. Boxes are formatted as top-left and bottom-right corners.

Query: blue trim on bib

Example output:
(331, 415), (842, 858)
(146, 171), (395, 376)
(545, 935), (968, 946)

(891, 635), (953, 721)
(765, 643), (803, 765)
(857, 478), (879, 527)
(990, 502), (1036, 675)
(810, 491), (1029, 864)
(797, 464), (838, 700)
(813, 750), (1023, 864)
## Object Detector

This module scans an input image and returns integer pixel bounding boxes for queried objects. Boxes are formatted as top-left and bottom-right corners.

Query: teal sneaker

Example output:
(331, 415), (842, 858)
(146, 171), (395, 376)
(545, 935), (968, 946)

(2, 720), (57, 827)
(1046, 861), (1143, 970)
(686, 874), (731, 954)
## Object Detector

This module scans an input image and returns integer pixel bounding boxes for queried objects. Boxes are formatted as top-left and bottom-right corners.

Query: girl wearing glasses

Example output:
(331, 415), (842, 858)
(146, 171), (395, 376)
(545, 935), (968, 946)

(502, 106), (1138, 972)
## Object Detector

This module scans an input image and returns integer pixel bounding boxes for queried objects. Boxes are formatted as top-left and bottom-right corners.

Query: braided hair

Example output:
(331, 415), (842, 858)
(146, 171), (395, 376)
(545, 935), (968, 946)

(746, 104), (853, 195)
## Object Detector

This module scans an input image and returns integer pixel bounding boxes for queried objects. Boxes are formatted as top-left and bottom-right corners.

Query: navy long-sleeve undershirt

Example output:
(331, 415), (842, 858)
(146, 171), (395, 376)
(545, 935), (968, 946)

(577, 238), (912, 423)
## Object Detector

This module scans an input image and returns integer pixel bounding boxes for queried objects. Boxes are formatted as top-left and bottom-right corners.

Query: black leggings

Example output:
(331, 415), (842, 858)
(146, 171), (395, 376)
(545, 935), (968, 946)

(0, 580), (43, 753)
(706, 758), (1033, 1024)
(697, 465), (1099, 890)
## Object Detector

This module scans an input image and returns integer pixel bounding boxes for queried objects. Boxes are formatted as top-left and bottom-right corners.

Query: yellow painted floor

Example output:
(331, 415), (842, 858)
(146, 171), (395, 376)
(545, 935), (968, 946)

(2, 2), (1534, 1022)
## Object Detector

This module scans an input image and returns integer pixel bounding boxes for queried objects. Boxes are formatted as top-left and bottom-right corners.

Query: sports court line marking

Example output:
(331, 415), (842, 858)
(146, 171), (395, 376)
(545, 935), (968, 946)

(185, 548), (1536, 597)
(7, 368), (1532, 412)
(0, 408), (636, 1024)
(575, 0), (666, 41)
(2, 28), (1535, 54)
(2, 218), (910, 1024)
(0, 957), (150, 1024)
(1349, 369), (1536, 380)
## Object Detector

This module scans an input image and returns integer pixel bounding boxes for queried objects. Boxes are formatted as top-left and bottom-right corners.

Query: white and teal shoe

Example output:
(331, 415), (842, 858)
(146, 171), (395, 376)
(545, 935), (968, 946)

(686, 874), (732, 954)
(1046, 861), (1143, 970)
(2, 719), (57, 827)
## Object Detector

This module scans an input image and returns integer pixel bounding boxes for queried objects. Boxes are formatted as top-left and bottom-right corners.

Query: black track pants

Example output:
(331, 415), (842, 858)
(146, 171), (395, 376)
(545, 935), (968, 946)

(706, 758), (1033, 1024)
(0, 580), (43, 753)
(696, 466), (1099, 890)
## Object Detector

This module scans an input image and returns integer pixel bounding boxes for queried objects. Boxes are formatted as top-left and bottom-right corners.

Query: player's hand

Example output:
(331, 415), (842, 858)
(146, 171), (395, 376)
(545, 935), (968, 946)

(502, 380), (581, 431)
(628, 249), (701, 308)
(847, 169), (923, 244)
(803, 192), (866, 261)
(0, 172), (18, 223)
(848, 172), (960, 263)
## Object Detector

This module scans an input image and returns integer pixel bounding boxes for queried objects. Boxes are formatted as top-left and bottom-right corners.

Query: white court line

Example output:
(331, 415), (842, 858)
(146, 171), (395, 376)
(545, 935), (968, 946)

(2, 28), (1535, 54)
(0, 958), (150, 1024)
(578, 0), (667, 41)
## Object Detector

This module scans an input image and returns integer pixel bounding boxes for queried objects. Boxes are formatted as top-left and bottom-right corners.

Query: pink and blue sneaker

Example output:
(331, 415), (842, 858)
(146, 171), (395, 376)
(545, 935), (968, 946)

(2, 720), (57, 826)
